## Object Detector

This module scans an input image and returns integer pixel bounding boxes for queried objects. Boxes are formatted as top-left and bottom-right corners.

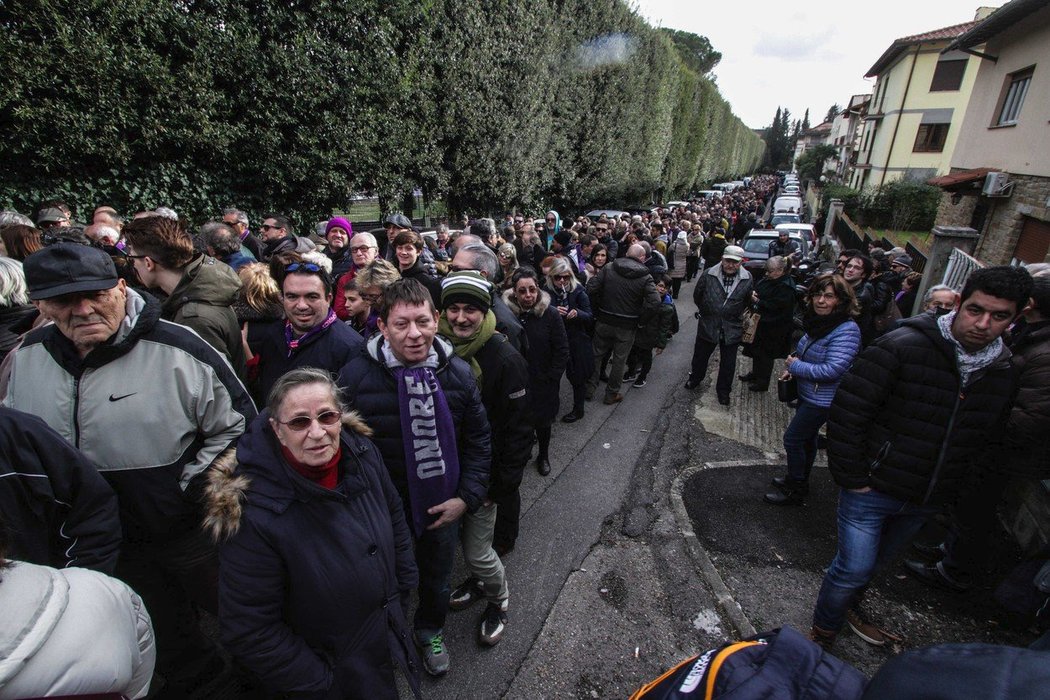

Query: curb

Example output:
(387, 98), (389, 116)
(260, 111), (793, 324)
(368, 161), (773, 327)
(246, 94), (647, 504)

(669, 460), (779, 639)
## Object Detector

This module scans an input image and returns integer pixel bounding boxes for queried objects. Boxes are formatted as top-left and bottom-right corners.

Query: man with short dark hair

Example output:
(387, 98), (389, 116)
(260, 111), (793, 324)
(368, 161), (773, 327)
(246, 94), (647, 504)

(249, 261), (363, 405)
(4, 242), (256, 690)
(810, 265), (1032, 649)
(123, 216), (246, 377)
(259, 214), (311, 261)
(337, 279), (490, 677)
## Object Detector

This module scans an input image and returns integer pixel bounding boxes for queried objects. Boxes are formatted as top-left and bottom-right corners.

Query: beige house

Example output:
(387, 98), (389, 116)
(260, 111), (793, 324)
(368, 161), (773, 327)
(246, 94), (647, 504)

(850, 10), (995, 190)
(929, 0), (1050, 265)
(830, 94), (871, 181)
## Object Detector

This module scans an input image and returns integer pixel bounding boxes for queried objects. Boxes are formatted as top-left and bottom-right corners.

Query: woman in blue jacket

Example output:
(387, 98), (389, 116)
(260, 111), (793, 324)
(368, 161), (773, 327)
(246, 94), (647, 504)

(208, 368), (421, 699)
(765, 274), (861, 506)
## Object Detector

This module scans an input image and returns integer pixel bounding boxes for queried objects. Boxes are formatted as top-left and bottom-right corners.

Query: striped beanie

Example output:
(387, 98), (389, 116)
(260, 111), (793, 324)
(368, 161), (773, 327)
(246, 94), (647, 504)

(441, 270), (492, 312)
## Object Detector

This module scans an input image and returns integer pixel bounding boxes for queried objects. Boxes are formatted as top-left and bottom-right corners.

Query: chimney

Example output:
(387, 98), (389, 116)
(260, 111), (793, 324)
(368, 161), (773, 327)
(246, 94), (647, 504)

(974, 6), (997, 21)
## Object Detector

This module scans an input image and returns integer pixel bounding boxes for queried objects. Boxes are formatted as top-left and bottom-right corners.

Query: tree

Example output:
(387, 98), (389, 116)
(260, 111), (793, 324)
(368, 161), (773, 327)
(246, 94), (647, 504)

(801, 108), (810, 131)
(795, 144), (837, 183)
(660, 28), (721, 75)
(825, 103), (841, 123)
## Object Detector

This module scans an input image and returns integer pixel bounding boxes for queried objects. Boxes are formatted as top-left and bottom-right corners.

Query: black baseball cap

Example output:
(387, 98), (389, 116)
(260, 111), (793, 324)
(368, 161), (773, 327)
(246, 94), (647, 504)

(24, 243), (119, 301)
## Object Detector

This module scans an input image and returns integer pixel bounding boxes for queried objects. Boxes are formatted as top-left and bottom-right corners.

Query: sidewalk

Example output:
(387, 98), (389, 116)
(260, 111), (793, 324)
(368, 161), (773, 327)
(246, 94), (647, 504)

(677, 354), (1039, 677)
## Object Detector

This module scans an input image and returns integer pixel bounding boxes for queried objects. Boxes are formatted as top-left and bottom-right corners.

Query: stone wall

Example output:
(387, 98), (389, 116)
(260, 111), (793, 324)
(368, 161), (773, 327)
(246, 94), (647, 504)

(974, 173), (1050, 265)
(934, 192), (977, 229)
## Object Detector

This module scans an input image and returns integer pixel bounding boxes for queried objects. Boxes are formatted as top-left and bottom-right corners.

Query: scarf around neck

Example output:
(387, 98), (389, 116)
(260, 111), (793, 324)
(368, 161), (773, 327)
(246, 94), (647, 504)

(438, 310), (497, 384)
(802, 306), (852, 342)
(936, 310), (1004, 387)
(384, 343), (461, 536)
(285, 308), (337, 358)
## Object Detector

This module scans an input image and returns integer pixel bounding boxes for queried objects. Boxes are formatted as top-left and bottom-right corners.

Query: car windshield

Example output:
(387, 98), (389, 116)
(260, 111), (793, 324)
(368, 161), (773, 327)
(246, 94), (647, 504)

(742, 237), (772, 253)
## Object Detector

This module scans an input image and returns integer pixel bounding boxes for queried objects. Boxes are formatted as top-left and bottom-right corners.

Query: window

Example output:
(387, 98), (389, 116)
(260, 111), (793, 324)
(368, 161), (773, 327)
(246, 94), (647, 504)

(996, 67), (1034, 126)
(930, 59), (967, 91)
(913, 123), (949, 152)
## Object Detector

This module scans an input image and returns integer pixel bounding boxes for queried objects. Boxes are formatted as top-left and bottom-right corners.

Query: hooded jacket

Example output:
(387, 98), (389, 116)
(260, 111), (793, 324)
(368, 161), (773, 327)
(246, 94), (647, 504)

(3, 289), (257, 543)
(827, 313), (1016, 505)
(0, 561), (155, 699)
(586, 257), (661, 329)
(336, 335), (490, 513)
(0, 407), (120, 574)
(208, 413), (420, 699)
(503, 289), (569, 424)
(693, 264), (754, 345)
(162, 254), (246, 377)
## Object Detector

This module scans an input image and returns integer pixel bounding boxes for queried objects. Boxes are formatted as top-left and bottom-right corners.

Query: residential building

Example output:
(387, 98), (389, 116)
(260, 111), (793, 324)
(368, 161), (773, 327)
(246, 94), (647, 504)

(830, 94), (871, 182)
(928, 0), (1050, 265)
(850, 9), (995, 190)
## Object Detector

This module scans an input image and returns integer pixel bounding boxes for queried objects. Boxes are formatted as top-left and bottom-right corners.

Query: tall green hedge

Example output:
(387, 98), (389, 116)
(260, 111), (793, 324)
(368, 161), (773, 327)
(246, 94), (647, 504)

(0, 0), (763, 227)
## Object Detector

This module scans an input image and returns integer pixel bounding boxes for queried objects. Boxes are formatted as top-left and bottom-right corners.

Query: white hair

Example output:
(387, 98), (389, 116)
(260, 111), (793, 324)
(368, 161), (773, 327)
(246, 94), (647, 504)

(153, 206), (178, 220)
(0, 257), (29, 307)
(300, 250), (332, 274)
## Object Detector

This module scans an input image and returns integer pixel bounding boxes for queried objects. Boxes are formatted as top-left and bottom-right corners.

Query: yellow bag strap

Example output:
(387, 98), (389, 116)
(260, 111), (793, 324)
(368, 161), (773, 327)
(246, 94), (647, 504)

(629, 653), (703, 700)
(705, 641), (763, 699)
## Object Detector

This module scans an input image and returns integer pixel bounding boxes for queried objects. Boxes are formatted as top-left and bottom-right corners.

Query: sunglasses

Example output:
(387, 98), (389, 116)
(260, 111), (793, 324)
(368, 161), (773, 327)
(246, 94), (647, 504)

(274, 410), (342, 432)
(286, 262), (321, 273)
(554, 273), (573, 280)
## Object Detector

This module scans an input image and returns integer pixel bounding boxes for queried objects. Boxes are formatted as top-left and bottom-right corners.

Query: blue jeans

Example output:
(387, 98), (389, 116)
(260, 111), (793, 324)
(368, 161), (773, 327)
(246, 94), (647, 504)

(782, 401), (829, 483)
(414, 520), (460, 640)
(813, 488), (936, 632)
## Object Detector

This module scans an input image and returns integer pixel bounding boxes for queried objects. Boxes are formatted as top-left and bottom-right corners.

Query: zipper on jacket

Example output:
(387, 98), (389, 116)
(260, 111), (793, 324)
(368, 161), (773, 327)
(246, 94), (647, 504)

(72, 376), (81, 447)
(922, 388), (963, 505)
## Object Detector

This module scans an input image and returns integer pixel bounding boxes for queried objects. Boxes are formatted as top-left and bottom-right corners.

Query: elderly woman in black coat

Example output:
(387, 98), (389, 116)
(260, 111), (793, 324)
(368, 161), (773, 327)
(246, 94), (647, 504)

(503, 268), (569, 476)
(741, 256), (796, 392)
(546, 256), (594, 424)
(209, 367), (420, 699)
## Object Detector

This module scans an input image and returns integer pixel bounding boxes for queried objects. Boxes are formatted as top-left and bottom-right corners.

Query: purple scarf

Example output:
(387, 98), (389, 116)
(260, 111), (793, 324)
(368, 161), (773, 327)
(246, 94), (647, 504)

(284, 309), (337, 358)
(395, 364), (461, 536)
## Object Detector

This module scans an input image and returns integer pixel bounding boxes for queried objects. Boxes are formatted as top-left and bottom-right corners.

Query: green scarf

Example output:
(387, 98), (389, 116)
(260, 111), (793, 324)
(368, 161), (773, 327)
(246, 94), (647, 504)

(438, 310), (497, 385)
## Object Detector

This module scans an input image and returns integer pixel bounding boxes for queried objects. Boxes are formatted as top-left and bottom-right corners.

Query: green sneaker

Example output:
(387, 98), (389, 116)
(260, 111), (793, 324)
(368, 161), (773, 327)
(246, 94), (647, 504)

(417, 633), (450, 676)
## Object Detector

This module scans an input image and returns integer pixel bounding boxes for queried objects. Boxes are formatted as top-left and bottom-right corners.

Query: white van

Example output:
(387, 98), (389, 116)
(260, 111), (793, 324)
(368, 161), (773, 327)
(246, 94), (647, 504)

(773, 196), (803, 215)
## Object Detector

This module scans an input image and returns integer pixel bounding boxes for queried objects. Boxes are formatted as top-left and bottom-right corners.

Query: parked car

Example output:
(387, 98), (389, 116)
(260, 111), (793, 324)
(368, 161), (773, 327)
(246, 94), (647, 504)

(739, 229), (811, 278)
(586, 209), (630, 220)
(694, 190), (723, 200)
(775, 223), (817, 245)
(772, 196), (803, 215)
(782, 185), (801, 196)
(770, 213), (802, 227)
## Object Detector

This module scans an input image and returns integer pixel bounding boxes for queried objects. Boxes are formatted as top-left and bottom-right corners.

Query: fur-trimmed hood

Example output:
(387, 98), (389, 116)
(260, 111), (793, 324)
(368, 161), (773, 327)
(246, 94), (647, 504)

(501, 288), (551, 317)
(203, 410), (373, 542)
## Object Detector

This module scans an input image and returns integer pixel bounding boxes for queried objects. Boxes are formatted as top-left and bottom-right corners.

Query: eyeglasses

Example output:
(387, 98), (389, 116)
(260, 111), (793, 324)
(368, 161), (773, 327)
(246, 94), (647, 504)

(810, 292), (839, 301)
(274, 410), (342, 432)
(286, 262), (321, 273)
(260, 224), (283, 232)
(40, 220), (68, 229)
(350, 245), (375, 253)
(124, 251), (148, 260)
(498, 252), (513, 259)
(554, 273), (573, 280)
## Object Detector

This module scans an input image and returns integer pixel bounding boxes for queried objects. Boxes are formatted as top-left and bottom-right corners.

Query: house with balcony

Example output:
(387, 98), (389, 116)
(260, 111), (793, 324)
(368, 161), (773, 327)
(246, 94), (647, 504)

(928, 0), (1050, 265)
(830, 94), (871, 182)
(850, 9), (995, 190)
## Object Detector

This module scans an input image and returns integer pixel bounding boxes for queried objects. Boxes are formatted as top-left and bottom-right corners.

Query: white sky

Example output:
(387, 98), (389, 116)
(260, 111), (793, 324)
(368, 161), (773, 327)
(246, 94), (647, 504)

(633, 0), (1008, 129)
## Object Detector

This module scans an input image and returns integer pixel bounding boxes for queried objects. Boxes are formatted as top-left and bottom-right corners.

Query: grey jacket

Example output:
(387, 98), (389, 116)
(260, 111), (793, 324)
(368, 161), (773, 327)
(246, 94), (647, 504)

(586, 257), (661, 329)
(693, 264), (754, 344)
(3, 289), (257, 542)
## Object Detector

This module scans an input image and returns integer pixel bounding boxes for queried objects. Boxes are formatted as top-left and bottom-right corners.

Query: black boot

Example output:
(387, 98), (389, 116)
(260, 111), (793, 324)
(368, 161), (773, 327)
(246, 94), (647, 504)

(536, 456), (551, 476)
(561, 407), (584, 423)
(764, 480), (808, 505)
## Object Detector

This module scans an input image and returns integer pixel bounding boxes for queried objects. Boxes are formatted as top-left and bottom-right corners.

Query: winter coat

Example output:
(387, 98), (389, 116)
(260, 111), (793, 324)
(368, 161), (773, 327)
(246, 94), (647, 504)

(644, 252), (668, 282)
(700, 234), (728, 269)
(633, 294), (678, 351)
(586, 257), (661, 329)
(503, 289), (569, 425)
(326, 245), (355, 280)
(336, 335), (490, 512)
(209, 413), (420, 700)
(998, 319), (1050, 479)
(399, 257), (443, 307)
(750, 274), (796, 359)
(0, 406), (121, 574)
(161, 254), (247, 377)
(222, 250), (255, 273)
(3, 289), (256, 544)
(693, 264), (754, 345)
(548, 284), (595, 386)
(262, 234), (313, 262)
(0, 303), (36, 363)
(0, 561), (155, 699)
(667, 237), (689, 279)
(827, 313), (1016, 506)
(788, 320), (862, 408)
(853, 279), (893, 346)
(251, 318), (365, 407)
(492, 295), (526, 354)
(474, 334), (534, 499)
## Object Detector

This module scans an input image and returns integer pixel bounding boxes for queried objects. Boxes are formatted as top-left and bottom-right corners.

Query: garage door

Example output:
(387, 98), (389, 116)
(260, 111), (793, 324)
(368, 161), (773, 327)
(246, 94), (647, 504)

(1014, 216), (1050, 264)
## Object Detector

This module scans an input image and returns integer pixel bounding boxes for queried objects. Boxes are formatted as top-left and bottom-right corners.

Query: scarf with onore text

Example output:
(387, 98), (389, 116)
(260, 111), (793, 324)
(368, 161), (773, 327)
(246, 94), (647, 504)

(385, 343), (461, 537)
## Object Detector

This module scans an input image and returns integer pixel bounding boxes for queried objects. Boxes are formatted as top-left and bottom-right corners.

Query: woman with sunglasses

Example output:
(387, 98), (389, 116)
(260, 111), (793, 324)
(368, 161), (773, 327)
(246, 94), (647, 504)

(546, 257), (593, 423)
(210, 367), (420, 699)
(495, 243), (519, 291)
(765, 274), (861, 506)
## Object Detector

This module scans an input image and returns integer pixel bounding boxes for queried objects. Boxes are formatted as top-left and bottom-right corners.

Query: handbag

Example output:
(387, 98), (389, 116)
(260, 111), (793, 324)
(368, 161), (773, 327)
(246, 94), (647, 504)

(741, 310), (760, 344)
(777, 376), (798, 403)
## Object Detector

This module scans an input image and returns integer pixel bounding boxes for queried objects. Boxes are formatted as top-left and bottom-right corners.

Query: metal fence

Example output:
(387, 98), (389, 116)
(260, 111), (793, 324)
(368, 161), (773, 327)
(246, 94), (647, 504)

(942, 247), (985, 290)
(831, 210), (928, 273)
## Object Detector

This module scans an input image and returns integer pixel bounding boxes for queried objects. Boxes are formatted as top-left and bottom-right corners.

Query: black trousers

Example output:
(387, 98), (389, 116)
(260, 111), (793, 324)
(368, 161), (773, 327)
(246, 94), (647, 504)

(627, 345), (654, 381)
(690, 336), (739, 397)
(749, 347), (776, 390)
(671, 277), (683, 299)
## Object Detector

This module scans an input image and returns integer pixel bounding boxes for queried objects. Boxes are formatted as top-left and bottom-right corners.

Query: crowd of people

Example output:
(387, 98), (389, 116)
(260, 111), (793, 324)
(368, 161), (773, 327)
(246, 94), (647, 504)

(1, 170), (1045, 697)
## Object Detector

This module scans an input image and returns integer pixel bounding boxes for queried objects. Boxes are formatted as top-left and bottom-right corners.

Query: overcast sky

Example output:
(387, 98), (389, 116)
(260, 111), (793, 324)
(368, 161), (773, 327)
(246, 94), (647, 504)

(633, 0), (1007, 130)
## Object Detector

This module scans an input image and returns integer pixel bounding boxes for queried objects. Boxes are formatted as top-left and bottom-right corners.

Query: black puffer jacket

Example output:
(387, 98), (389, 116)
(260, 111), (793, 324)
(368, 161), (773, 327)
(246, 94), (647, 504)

(474, 333), (534, 499)
(827, 314), (1016, 506)
(586, 257), (660, 329)
(503, 289), (569, 425)
(336, 335), (490, 513)
(998, 319), (1050, 478)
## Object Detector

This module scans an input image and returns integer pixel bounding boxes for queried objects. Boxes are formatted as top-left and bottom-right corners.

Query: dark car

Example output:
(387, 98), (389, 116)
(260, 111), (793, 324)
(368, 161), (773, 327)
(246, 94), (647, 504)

(739, 229), (810, 279)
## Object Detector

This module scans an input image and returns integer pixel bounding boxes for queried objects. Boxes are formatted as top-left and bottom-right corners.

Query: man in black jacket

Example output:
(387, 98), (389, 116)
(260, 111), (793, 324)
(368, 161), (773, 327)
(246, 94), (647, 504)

(438, 271), (533, 648)
(810, 266), (1032, 650)
(337, 279), (491, 677)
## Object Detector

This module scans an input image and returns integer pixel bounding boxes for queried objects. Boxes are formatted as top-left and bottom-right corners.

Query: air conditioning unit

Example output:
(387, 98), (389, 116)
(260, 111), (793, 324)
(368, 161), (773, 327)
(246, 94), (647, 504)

(983, 171), (1013, 197)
